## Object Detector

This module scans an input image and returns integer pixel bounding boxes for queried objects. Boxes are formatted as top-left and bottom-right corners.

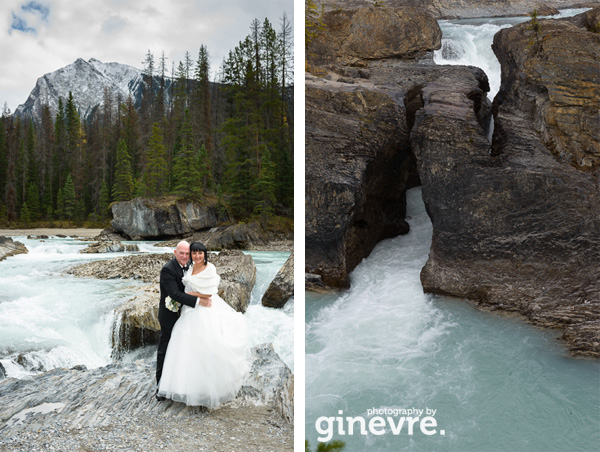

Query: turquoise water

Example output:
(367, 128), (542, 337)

(305, 188), (600, 452)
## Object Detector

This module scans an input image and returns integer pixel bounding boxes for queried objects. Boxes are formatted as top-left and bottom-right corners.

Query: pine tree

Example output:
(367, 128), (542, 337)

(112, 138), (134, 201)
(253, 147), (277, 223)
(55, 187), (64, 220)
(194, 45), (213, 189)
(141, 123), (168, 197)
(20, 202), (31, 225)
(0, 118), (7, 203)
(25, 182), (40, 221)
(172, 110), (202, 199)
(63, 174), (76, 220)
(98, 179), (111, 219)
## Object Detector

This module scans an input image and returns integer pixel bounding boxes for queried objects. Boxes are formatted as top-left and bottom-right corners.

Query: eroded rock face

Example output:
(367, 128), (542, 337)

(262, 252), (293, 308)
(413, 9), (600, 356)
(305, 5), (489, 289)
(111, 285), (161, 359)
(111, 197), (230, 240)
(306, 77), (412, 288)
(0, 237), (28, 262)
(492, 7), (600, 171)
(305, 5), (599, 355)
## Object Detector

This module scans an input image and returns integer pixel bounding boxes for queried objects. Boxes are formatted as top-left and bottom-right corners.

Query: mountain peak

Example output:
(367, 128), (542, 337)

(14, 58), (145, 120)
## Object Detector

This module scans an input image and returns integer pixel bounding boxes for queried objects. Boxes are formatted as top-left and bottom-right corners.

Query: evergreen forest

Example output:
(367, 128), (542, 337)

(0, 16), (293, 231)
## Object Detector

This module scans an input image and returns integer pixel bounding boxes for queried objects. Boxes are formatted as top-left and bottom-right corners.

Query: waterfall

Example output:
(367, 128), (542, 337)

(433, 9), (592, 100)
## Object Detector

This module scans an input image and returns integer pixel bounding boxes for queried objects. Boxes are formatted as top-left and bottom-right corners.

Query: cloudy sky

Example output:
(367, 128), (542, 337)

(0, 0), (294, 112)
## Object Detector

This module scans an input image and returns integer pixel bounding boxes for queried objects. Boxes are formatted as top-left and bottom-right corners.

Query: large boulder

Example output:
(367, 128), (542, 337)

(111, 284), (161, 359)
(0, 237), (28, 261)
(212, 250), (257, 313)
(110, 197), (230, 240)
(307, 6), (441, 67)
(262, 252), (294, 308)
(191, 223), (268, 250)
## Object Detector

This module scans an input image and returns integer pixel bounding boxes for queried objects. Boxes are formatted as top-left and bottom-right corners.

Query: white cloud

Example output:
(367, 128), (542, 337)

(0, 0), (293, 112)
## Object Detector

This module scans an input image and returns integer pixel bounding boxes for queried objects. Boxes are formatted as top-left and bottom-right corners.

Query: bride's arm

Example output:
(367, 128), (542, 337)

(187, 290), (212, 307)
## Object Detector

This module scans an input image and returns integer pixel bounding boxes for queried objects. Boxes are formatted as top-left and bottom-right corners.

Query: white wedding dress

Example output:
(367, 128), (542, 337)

(157, 262), (249, 408)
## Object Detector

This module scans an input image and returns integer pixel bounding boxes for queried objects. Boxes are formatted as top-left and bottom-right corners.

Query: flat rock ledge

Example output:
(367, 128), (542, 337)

(0, 344), (292, 452)
(0, 237), (28, 262)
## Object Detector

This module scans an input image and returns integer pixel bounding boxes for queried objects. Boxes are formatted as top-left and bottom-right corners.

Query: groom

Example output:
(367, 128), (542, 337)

(155, 240), (207, 399)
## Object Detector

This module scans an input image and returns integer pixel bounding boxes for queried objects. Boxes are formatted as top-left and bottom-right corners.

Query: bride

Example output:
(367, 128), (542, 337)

(157, 241), (250, 408)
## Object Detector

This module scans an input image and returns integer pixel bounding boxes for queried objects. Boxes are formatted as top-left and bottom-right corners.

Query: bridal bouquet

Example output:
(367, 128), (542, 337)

(165, 296), (181, 312)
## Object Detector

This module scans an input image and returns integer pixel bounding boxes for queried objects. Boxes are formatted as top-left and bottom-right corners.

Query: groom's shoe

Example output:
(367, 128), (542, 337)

(155, 388), (166, 401)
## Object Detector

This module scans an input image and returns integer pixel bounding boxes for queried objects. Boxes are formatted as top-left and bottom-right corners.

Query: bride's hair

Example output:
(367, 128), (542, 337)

(190, 241), (208, 264)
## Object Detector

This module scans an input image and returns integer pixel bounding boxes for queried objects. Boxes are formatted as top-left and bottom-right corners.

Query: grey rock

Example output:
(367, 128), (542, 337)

(0, 237), (28, 262)
(0, 362), (5, 380)
(0, 343), (293, 439)
(80, 240), (140, 254)
(65, 253), (171, 283)
(212, 250), (257, 313)
(191, 223), (268, 250)
(91, 228), (128, 242)
(110, 197), (230, 240)
(262, 252), (293, 308)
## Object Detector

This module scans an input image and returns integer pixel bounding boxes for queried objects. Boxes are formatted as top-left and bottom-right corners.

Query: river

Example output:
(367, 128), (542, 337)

(306, 187), (599, 451)
(0, 237), (293, 378)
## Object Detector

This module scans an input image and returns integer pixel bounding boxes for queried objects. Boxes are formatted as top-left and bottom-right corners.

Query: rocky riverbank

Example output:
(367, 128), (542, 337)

(305, 5), (599, 356)
(0, 344), (293, 451)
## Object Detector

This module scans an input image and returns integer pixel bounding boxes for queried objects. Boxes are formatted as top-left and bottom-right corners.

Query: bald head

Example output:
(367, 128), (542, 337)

(174, 241), (190, 266)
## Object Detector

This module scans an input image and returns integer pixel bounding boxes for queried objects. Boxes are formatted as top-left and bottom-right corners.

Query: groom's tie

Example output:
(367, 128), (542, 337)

(182, 265), (189, 273)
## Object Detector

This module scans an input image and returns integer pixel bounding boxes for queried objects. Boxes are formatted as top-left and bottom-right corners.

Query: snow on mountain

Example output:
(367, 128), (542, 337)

(14, 58), (146, 120)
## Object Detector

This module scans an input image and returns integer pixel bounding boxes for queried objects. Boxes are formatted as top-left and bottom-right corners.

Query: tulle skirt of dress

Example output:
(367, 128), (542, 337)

(157, 294), (249, 408)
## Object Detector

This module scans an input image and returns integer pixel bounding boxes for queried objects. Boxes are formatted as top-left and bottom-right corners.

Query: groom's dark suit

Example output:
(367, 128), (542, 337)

(156, 257), (198, 384)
